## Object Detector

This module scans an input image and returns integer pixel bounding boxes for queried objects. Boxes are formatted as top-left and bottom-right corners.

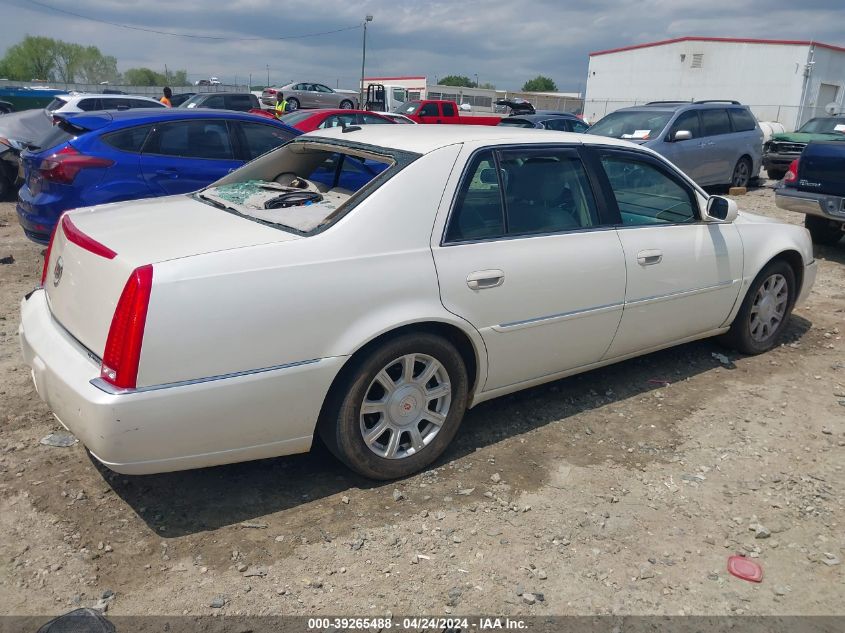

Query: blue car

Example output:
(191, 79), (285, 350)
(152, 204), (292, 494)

(17, 109), (300, 243)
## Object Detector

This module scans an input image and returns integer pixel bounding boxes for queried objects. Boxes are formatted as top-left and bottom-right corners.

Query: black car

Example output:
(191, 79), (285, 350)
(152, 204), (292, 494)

(497, 112), (590, 133)
(180, 92), (258, 111)
(169, 92), (196, 107)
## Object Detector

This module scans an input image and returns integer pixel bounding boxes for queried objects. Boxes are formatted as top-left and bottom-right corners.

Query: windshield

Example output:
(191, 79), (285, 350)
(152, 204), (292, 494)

(180, 94), (207, 108)
(587, 110), (673, 140)
(393, 101), (421, 115)
(497, 118), (534, 128)
(797, 117), (845, 134)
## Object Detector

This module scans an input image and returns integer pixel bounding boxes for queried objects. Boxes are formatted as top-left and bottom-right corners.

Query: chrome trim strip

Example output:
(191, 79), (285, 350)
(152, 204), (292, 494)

(90, 358), (322, 395)
(626, 279), (738, 306)
(495, 301), (624, 331)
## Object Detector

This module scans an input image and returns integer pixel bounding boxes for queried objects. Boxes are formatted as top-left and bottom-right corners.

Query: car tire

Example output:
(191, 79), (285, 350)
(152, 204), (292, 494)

(318, 333), (469, 480)
(721, 259), (796, 355)
(339, 99), (354, 110)
(766, 168), (786, 181)
(287, 98), (299, 111)
(730, 157), (752, 188)
(804, 215), (843, 245)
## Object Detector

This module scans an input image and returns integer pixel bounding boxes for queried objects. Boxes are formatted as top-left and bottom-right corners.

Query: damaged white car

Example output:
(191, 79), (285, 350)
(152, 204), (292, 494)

(19, 125), (816, 479)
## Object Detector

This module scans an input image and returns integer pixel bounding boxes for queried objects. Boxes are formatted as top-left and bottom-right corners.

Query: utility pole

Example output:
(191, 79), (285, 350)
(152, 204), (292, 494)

(266, 64), (270, 88)
(164, 63), (169, 85)
(474, 73), (479, 88)
(360, 15), (373, 108)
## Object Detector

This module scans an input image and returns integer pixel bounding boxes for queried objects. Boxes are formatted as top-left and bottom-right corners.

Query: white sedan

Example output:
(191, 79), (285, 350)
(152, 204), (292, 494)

(19, 126), (816, 479)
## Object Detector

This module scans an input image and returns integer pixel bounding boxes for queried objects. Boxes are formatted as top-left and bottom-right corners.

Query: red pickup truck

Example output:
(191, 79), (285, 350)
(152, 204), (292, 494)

(394, 100), (502, 125)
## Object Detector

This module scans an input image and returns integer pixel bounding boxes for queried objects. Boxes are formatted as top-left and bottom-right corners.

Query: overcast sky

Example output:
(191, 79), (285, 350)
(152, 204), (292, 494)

(2, 0), (844, 91)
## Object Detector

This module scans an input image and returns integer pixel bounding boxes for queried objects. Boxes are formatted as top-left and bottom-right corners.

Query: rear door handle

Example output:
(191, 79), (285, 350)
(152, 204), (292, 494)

(636, 249), (663, 266)
(467, 269), (505, 290)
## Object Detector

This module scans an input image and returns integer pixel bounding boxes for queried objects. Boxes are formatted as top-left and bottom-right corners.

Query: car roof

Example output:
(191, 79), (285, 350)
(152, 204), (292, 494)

(64, 93), (160, 102)
(305, 124), (636, 154)
(193, 92), (254, 98)
(290, 109), (384, 116)
(61, 108), (301, 134)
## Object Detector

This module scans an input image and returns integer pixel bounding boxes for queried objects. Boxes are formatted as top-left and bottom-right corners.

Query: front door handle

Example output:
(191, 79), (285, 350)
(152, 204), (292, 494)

(467, 269), (505, 290)
(637, 249), (663, 266)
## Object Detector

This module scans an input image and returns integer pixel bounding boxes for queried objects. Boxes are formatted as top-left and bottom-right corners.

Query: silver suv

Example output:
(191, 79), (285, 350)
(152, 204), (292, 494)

(587, 101), (763, 188)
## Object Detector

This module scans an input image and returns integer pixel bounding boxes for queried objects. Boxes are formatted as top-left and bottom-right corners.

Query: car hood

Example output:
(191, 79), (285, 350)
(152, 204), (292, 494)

(770, 132), (845, 143)
(734, 210), (781, 225)
(0, 108), (52, 146)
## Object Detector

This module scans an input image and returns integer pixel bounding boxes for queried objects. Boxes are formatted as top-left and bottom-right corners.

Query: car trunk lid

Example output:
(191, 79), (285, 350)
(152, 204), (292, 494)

(43, 195), (300, 358)
(797, 141), (845, 197)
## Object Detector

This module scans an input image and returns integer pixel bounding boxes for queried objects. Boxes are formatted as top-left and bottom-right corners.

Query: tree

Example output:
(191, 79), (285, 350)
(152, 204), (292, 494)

(522, 75), (557, 92)
(439, 75), (476, 88)
(77, 47), (119, 84)
(478, 81), (496, 90)
(0, 35), (58, 80)
(123, 67), (165, 86)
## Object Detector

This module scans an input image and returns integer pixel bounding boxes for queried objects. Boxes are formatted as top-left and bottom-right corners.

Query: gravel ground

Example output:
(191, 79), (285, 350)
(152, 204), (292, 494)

(0, 184), (843, 619)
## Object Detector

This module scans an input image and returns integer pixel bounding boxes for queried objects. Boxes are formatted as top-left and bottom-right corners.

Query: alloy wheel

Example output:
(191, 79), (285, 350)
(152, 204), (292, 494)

(732, 160), (750, 187)
(359, 353), (452, 459)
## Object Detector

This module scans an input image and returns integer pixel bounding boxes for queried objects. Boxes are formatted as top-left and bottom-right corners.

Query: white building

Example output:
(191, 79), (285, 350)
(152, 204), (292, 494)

(583, 37), (845, 130)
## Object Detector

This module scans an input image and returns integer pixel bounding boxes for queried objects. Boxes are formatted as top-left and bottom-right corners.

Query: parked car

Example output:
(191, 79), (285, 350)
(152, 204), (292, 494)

(195, 79), (211, 86)
(46, 93), (166, 114)
(169, 92), (196, 107)
(0, 85), (67, 112)
(763, 116), (845, 180)
(775, 141), (845, 244)
(392, 100), (502, 125)
(497, 112), (590, 133)
(262, 82), (359, 110)
(16, 109), (299, 243)
(280, 109), (395, 132)
(179, 92), (259, 112)
(495, 98), (536, 115)
(587, 100), (763, 188)
(19, 126), (815, 479)
(0, 109), (50, 199)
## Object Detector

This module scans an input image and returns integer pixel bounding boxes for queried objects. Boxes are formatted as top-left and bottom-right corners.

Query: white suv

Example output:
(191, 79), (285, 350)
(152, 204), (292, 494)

(45, 93), (166, 114)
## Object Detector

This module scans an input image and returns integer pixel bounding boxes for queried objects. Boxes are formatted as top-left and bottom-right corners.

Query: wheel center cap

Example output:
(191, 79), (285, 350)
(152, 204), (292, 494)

(389, 385), (424, 426)
(400, 396), (417, 416)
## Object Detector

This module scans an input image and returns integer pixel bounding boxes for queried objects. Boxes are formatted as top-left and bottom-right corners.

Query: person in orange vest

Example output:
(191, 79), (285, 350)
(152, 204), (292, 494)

(160, 87), (172, 107)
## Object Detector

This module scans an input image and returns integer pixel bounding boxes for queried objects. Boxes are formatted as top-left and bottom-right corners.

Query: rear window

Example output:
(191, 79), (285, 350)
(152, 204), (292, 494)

(196, 140), (415, 235)
(279, 111), (314, 126)
(728, 108), (758, 132)
(37, 124), (76, 151)
(497, 118), (534, 128)
(393, 101), (421, 115)
(102, 125), (153, 153)
(45, 98), (68, 112)
(77, 98), (101, 112)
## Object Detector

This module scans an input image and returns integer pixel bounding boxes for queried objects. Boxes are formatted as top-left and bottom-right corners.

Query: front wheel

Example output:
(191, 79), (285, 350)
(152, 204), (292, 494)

(318, 333), (469, 479)
(722, 260), (795, 355)
(805, 215), (843, 245)
(287, 98), (299, 111)
(730, 157), (752, 188)
(339, 99), (354, 109)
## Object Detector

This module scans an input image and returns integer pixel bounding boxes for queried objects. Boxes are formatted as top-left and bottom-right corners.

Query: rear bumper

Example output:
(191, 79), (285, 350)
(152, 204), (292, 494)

(16, 189), (60, 244)
(19, 289), (344, 475)
(775, 189), (845, 222)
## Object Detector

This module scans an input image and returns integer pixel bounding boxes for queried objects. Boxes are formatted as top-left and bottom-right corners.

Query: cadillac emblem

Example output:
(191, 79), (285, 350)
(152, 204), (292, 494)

(53, 256), (63, 287)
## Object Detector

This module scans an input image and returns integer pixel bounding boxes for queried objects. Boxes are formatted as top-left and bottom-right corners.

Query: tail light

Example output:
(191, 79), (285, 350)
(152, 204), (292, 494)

(38, 146), (113, 185)
(783, 159), (799, 185)
(100, 265), (154, 390)
(40, 221), (60, 287)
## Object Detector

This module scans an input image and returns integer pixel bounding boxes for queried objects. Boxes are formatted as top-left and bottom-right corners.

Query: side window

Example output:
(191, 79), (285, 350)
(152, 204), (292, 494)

(127, 99), (160, 109)
(543, 118), (569, 131)
(315, 84), (332, 93)
(442, 102), (456, 117)
(102, 125), (153, 153)
(699, 109), (732, 136)
(728, 108), (758, 132)
(149, 121), (233, 160)
(669, 110), (702, 139)
(237, 122), (294, 160)
(360, 114), (392, 125)
(419, 103), (439, 117)
(202, 95), (226, 109)
(318, 114), (357, 129)
(445, 150), (504, 242)
(77, 99), (101, 111)
(225, 95), (254, 111)
(500, 149), (599, 235)
(571, 120), (590, 133)
(600, 154), (697, 225)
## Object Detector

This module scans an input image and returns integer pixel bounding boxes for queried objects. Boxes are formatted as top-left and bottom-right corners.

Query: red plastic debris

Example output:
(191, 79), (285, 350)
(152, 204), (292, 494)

(727, 555), (763, 582)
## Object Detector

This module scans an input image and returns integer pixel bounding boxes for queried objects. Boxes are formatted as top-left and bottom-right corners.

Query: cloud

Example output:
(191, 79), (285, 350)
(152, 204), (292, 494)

(1, 0), (842, 90)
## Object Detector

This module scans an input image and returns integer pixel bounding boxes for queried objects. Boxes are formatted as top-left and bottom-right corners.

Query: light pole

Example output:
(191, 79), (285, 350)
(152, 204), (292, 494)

(360, 15), (373, 108)
(266, 64), (270, 88)
(474, 73), (479, 88)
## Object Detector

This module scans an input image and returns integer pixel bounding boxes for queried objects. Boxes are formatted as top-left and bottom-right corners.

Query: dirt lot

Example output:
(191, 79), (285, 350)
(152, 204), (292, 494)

(0, 186), (843, 619)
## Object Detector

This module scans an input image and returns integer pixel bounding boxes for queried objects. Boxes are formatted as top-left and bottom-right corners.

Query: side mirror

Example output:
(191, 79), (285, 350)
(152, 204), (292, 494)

(673, 130), (693, 141)
(706, 196), (738, 223)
